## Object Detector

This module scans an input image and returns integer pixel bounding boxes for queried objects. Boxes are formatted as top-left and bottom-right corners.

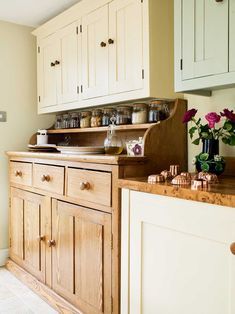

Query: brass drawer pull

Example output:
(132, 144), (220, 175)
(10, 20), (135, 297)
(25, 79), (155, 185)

(215, 0), (223, 2)
(100, 41), (107, 47)
(15, 170), (22, 177)
(47, 239), (56, 247)
(37, 235), (45, 242)
(108, 38), (114, 44)
(80, 182), (90, 191)
(230, 243), (235, 255)
(41, 175), (51, 182)
(50, 62), (55, 67)
(55, 60), (60, 65)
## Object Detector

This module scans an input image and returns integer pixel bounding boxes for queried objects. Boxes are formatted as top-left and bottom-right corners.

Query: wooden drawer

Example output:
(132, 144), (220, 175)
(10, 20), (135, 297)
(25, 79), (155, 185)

(10, 162), (32, 186)
(67, 168), (111, 207)
(33, 164), (64, 195)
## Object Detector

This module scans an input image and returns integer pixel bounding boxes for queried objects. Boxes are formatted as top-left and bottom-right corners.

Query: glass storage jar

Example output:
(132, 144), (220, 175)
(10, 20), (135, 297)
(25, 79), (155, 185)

(116, 106), (132, 125)
(80, 111), (91, 128)
(62, 113), (70, 129)
(70, 112), (80, 128)
(91, 109), (102, 127)
(102, 108), (115, 126)
(132, 103), (148, 124)
(149, 100), (170, 122)
(55, 115), (63, 129)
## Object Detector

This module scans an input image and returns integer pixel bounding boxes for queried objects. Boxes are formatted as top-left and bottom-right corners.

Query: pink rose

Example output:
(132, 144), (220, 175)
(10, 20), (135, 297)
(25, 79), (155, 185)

(182, 109), (198, 123)
(205, 112), (221, 128)
(220, 109), (235, 122)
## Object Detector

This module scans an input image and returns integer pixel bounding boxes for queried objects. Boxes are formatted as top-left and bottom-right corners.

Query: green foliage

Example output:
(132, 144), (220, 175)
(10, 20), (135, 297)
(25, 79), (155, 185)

(199, 153), (209, 161)
(192, 138), (200, 145)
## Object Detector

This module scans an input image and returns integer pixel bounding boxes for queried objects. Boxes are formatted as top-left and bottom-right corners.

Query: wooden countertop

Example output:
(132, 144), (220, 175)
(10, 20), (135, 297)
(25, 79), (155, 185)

(118, 177), (235, 208)
(6, 151), (147, 165)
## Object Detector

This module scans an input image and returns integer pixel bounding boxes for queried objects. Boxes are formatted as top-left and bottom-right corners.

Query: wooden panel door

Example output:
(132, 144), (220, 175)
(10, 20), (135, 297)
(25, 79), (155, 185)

(52, 200), (112, 314)
(10, 188), (47, 283)
(57, 21), (81, 104)
(122, 190), (235, 314)
(38, 34), (61, 109)
(182, 0), (228, 80)
(109, 0), (143, 94)
(230, 0), (235, 72)
(81, 5), (109, 99)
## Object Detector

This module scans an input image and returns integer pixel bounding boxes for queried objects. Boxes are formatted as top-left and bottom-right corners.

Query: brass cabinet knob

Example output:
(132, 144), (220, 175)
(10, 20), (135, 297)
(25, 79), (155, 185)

(230, 243), (235, 255)
(51, 62), (55, 67)
(41, 175), (51, 182)
(55, 60), (60, 65)
(47, 240), (56, 247)
(37, 235), (45, 242)
(80, 182), (90, 191)
(100, 41), (107, 47)
(215, 0), (223, 2)
(15, 170), (22, 177)
(108, 38), (114, 44)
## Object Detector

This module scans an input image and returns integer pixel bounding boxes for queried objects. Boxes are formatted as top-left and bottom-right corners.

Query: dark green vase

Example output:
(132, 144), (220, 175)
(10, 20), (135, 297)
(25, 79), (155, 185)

(195, 139), (225, 175)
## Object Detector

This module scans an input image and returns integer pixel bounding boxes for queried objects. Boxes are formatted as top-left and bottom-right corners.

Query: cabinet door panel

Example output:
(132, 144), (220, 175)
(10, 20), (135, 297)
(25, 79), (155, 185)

(10, 188), (46, 283)
(230, 0), (235, 72)
(38, 34), (60, 108)
(52, 200), (112, 314)
(182, 0), (228, 80)
(82, 5), (109, 99)
(126, 191), (235, 314)
(58, 22), (80, 104)
(109, 0), (143, 94)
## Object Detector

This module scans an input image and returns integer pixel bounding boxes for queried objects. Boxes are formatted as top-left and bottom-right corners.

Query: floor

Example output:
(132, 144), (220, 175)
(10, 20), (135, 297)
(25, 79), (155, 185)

(0, 268), (58, 313)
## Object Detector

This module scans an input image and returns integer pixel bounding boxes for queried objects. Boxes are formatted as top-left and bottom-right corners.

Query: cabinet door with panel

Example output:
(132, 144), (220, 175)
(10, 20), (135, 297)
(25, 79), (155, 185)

(181, 0), (228, 80)
(51, 200), (112, 314)
(10, 188), (47, 283)
(109, 0), (143, 94)
(38, 33), (61, 109)
(82, 5), (109, 99)
(121, 189), (235, 314)
(230, 0), (235, 72)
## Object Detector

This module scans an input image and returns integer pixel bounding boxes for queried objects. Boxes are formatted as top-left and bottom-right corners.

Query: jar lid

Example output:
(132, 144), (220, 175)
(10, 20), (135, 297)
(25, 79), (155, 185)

(133, 103), (148, 109)
(80, 111), (91, 115)
(70, 112), (79, 117)
(102, 107), (114, 113)
(92, 109), (102, 114)
(117, 106), (132, 111)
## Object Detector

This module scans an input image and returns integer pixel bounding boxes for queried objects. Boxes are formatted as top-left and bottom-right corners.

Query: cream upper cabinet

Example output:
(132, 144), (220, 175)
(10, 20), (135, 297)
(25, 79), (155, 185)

(182, 0), (228, 80)
(81, 5), (109, 99)
(175, 0), (235, 94)
(121, 189), (235, 314)
(108, 0), (143, 94)
(34, 0), (177, 114)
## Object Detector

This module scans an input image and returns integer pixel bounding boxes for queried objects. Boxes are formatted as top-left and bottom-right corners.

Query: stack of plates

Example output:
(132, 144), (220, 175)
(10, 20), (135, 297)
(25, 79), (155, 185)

(57, 146), (105, 155)
(28, 144), (58, 152)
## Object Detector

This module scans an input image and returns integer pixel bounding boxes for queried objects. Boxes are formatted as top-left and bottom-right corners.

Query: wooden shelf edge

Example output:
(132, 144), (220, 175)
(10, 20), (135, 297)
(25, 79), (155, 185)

(47, 123), (158, 134)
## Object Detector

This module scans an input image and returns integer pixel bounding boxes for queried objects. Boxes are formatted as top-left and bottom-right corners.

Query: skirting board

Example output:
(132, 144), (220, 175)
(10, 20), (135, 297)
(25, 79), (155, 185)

(0, 249), (9, 266)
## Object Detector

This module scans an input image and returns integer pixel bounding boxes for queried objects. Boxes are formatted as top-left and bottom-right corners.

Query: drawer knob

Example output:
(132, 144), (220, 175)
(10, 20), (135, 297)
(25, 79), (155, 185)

(47, 239), (56, 247)
(100, 41), (107, 47)
(230, 243), (235, 255)
(108, 38), (114, 44)
(55, 60), (60, 65)
(15, 170), (22, 177)
(41, 175), (51, 182)
(37, 235), (45, 242)
(80, 182), (90, 191)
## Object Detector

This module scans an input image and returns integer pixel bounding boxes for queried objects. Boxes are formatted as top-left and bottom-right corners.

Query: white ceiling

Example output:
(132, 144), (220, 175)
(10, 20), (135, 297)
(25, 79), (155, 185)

(0, 0), (81, 27)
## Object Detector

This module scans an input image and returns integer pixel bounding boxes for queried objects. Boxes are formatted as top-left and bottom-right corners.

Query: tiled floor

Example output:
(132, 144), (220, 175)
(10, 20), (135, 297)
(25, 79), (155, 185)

(0, 267), (58, 313)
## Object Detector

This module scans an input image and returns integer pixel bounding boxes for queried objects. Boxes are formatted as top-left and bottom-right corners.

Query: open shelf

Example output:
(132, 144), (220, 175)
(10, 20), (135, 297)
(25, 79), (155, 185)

(47, 123), (158, 134)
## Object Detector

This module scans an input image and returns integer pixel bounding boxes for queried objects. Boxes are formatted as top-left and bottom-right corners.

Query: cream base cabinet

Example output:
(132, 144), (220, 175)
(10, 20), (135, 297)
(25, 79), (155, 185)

(121, 189), (235, 314)
(174, 0), (235, 94)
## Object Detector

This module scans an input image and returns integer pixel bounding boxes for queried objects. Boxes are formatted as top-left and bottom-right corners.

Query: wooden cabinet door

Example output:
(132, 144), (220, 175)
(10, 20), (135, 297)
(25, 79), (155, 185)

(109, 0), (143, 94)
(82, 5), (109, 99)
(38, 34), (61, 109)
(57, 21), (81, 105)
(10, 188), (47, 283)
(122, 190), (235, 314)
(182, 0), (228, 80)
(52, 200), (112, 314)
(230, 0), (235, 72)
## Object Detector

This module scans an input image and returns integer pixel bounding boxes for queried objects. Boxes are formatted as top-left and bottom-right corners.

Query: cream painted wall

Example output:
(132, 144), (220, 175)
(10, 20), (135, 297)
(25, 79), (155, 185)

(0, 20), (54, 256)
(185, 88), (235, 172)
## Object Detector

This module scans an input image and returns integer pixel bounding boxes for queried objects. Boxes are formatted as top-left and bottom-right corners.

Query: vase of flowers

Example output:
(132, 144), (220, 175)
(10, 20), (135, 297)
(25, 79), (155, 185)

(183, 108), (235, 175)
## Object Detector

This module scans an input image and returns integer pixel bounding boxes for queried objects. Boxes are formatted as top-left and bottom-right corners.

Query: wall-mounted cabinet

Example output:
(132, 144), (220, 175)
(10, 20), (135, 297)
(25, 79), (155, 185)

(175, 0), (235, 94)
(33, 0), (177, 114)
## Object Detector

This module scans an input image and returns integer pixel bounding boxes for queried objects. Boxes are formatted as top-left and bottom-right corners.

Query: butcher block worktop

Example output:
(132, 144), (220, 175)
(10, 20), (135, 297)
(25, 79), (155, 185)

(118, 176), (235, 208)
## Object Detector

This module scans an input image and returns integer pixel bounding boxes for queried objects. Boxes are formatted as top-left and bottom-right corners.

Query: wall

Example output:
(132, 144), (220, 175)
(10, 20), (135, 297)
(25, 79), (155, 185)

(185, 88), (235, 172)
(0, 20), (54, 265)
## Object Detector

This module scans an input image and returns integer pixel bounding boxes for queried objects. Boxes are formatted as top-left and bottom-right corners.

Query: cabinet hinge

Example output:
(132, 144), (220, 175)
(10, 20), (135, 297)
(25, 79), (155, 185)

(111, 296), (113, 312)
(38, 46), (40, 53)
(77, 86), (79, 94)
(180, 59), (183, 70)
(76, 26), (79, 34)
(80, 25), (82, 33)
(81, 85), (83, 93)
(38, 96), (41, 102)
(141, 0), (143, 3)
(142, 69), (145, 79)
(9, 238), (11, 248)
(111, 234), (113, 250)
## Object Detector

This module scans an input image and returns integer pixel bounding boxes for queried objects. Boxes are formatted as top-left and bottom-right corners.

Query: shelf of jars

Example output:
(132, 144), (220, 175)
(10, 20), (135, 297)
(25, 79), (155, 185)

(47, 123), (158, 134)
